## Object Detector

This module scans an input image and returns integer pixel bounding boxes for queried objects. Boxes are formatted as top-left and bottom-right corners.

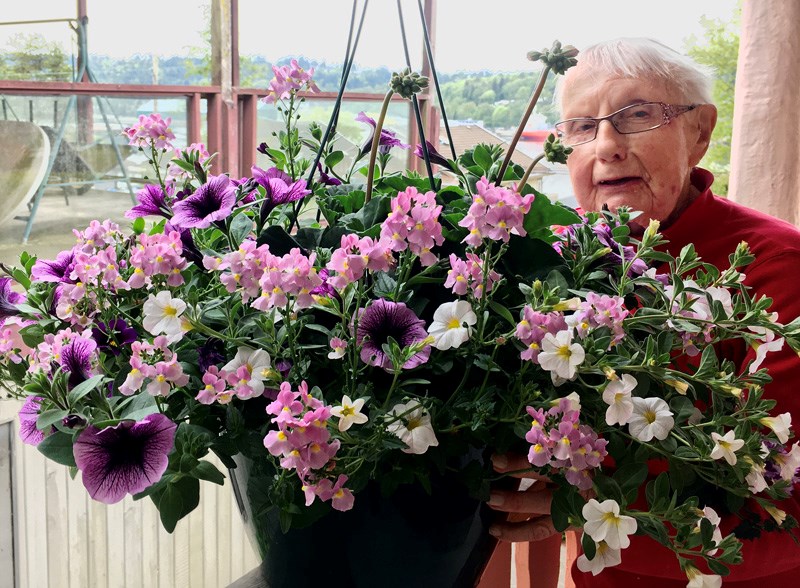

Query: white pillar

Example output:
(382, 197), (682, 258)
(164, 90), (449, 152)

(728, 0), (800, 225)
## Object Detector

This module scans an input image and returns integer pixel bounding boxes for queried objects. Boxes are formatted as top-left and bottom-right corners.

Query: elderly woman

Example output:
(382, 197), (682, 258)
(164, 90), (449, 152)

(488, 38), (800, 586)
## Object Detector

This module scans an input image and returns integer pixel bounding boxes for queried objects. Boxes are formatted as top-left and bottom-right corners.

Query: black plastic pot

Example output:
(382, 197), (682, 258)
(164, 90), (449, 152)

(230, 457), (498, 588)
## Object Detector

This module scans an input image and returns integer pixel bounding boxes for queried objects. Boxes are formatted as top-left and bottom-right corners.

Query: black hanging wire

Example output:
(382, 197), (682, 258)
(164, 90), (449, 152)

(415, 0), (456, 162)
(328, 0), (359, 140)
(292, 0), (369, 231)
(396, 0), (436, 190)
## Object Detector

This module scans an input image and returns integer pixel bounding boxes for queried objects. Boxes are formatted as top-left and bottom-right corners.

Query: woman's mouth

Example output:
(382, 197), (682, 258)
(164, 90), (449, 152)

(597, 177), (640, 187)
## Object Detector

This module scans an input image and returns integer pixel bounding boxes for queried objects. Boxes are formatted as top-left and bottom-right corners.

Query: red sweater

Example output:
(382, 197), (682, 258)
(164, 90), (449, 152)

(573, 169), (800, 586)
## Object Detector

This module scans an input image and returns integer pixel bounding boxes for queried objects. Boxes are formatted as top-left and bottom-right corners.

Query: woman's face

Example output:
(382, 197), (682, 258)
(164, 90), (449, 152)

(560, 68), (712, 227)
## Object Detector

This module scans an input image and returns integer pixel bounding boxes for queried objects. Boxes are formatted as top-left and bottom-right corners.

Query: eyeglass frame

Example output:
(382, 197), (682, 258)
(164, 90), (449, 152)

(554, 101), (701, 147)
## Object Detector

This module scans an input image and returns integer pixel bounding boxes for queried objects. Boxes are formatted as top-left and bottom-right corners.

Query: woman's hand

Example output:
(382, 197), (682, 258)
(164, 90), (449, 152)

(487, 453), (560, 542)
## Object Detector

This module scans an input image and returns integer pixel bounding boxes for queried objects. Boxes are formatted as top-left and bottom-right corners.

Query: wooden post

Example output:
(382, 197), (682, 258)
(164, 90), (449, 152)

(240, 94), (258, 175)
(186, 93), (203, 145)
(76, 0), (94, 145)
(210, 0), (240, 175)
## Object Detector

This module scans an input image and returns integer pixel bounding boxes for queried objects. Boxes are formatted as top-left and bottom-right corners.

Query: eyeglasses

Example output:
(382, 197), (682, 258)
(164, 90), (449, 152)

(554, 102), (699, 147)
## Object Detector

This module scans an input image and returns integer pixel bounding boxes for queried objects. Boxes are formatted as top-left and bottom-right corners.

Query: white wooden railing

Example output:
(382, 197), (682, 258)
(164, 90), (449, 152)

(1, 400), (259, 588)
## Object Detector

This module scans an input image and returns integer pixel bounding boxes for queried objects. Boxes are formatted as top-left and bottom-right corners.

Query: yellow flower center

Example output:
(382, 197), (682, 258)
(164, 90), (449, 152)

(556, 344), (572, 359)
(447, 318), (461, 329)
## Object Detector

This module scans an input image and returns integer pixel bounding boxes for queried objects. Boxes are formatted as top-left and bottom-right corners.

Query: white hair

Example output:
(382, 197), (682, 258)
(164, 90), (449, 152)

(556, 38), (713, 114)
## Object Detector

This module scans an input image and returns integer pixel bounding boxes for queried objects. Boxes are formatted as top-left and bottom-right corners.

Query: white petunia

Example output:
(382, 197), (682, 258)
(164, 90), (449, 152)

(223, 346), (272, 395)
(696, 506), (723, 555)
(710, 430), (745, 465)
(602, 374), (637, 426)
(386, 400), (439, 455)
(627, 397), (674, 442)
(760, 412), (792, 443)
(426, 300), (477, 351)
(773, 442), (800, 481)
(749, 327), (784, 374)
(744, 457), (768, 493)
(330, 395), (368, 432)
(538, 330), (585, 380)
(575, 539), (621, 576)
(582, 498), (637, 550)
(685, 566), (722, 588)
(143, 291), (187, 342)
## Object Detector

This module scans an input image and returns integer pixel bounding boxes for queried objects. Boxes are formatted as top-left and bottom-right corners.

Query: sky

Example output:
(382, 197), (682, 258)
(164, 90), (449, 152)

(0, 0), (738, 73)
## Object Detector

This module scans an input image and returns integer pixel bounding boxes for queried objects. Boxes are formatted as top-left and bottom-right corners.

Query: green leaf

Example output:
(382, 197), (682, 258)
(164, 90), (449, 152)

(132, 217), (146, 234)
(119, 393), (159, 421)
(522, 192), (580, 237)
(488, 301), (516, 328)
(229, 213), (254, 247)
(67, 374), (106, 405)
(20, 323), (46, 348)
(550, 485), (574, 532)
(707, 558), (731, 576)
(613, 461), (649, 496)
(158, 476), (200, 533)
(36, 409), (70, 430)
(581, 531), (597, 560)
(257, 225), (304, 255)
(37, 431), (77, 467)
(593, 474), (624, 504)
(472, 144), (493, 171)
(192, 461), (226, 485)
(324, 150), (344, 169)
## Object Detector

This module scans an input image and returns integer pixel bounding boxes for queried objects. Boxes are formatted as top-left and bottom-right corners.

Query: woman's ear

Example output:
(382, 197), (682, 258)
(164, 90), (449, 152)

(688, 104), (718, 167)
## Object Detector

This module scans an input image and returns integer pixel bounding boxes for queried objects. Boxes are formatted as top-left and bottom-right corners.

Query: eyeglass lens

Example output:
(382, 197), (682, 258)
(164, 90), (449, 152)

(556, 102), (665, 146)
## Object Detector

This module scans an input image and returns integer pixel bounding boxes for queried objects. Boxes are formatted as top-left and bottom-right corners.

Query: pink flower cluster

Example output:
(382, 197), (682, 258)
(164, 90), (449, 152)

(205, 241), (323, 310)
(569, 292), (629, 346)
(444, 253), (501, 299)
(29, 328), (93, 374)
(0, 318), (32, 364)
(261, 59), (321, 104)
(380, 187), (444, 266)
(119, 336), (188, 396)
(515, 309), (568, 363)
(195, 366), (232, 404)
(525, 399), (608, 490)
(263, 381), (354, 511)
(72, 220), (125, 254)
(458, 177), (534, 246)
(204, 240), (267, 302)
(128, 232), (188, 288)
(326, 234), (394, 290)
(124, 113), (176, 150)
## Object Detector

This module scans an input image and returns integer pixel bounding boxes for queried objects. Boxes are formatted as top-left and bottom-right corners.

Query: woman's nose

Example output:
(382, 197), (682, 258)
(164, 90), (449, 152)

(594, 119), (627, 161)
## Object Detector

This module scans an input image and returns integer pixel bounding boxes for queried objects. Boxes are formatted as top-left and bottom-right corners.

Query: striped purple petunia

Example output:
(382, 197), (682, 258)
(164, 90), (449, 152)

(73, 413), (177, 504)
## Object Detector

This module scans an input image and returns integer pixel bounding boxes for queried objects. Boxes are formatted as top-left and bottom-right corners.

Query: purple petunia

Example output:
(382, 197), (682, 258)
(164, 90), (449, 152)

(125, 184), (171, 219)
(251, 165), (312, 219)
(197, 338), (226, 372)
(18, 396), (46, 446)
(356, 298), (430, 370)
(592, 223), (648, 276)
(356, 112), (410, 156)
(414, 140), (454, 171)
(73, 412), (177, 504)
(0, 277), (23, 321)
(316, 163), (342, 186)
(31, 250), (76, 284)
(60, 336), (97, 388)
(171, 175), (236, 229)
(92, 319), (137, 357)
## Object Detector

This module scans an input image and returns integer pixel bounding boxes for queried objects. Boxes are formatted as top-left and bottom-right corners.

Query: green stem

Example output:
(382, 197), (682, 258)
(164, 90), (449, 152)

(518, 152), (546, 189)
(496, 66), (551, 186)
(365, 90), (395, 202)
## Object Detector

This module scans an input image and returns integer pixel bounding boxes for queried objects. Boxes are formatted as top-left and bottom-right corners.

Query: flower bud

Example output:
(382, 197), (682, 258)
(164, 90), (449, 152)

(543, 133), (573, 165)
(664, 378), (689, 395)
(390, 68), (429, 100)
(527, 40), (579, 75)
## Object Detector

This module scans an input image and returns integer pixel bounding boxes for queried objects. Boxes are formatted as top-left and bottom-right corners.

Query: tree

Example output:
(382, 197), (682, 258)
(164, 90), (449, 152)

(0, 34), (71, 82)
(685, 8), (740, 195)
